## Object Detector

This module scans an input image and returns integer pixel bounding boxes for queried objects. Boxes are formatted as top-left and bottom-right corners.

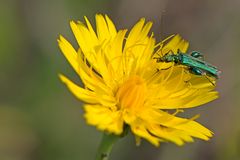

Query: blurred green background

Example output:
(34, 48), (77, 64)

(0, 0), (239, 160)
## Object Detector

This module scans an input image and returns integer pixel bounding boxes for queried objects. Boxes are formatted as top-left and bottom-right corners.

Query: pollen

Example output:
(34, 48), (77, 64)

(116, 76), (147, 109)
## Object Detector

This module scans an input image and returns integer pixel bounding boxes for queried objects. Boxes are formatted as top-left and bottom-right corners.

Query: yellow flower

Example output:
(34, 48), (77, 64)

(58, 14), (218, 146)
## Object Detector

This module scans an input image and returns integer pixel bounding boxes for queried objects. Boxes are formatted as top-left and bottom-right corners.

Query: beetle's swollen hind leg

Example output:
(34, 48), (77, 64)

(190, 51), (204, 60)
(190, 67), (216, 86)
(189, 67), (202, 75)
(182, 67), (215, 86)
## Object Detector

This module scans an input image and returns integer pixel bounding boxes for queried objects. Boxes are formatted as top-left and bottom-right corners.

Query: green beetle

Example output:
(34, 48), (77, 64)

(155, 50), (220, 79)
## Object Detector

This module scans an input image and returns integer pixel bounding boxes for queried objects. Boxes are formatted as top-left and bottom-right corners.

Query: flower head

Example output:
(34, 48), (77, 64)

(58, 14), (218, 146)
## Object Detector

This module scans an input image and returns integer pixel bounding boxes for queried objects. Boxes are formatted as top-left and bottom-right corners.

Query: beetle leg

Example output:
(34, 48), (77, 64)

(191, 51), (204, 60)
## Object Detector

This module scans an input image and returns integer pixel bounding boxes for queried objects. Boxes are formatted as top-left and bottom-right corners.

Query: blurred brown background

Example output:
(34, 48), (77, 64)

(0, 0), (239, 160)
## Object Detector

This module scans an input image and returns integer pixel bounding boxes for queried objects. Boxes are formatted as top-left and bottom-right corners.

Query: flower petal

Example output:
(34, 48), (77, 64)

(95, 14), (116, 41)
(162, 34), (189, 54)
(58, 35), (79, 74)
(84, 104), (123, 134)
(59, 74), (98, 104)
(130, 121), (161, 146)
(105, 15), (117, 37)
(124, 18), (146, 50)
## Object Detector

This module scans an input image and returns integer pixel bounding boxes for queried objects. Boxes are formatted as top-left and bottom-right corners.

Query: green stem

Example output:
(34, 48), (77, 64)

(95, 132), (121, 160)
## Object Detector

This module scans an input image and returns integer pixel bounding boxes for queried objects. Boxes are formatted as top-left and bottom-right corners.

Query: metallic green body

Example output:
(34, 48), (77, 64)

(180, 54), (219, 77)
(158, 51), (220, 79)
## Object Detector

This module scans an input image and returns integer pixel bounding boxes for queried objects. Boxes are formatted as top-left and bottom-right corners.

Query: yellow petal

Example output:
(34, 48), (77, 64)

(162, 34), (189, 54)
(58, 35), (79, 74)
(84, 16), (98, 44)
(105, 15), (117, 37)
(84, 104), (123, 134)
(148, 124), (187, 146)
(159, 112), (213, 140)
(59, 74), (98, 104)
(95, 14), (113, 41)
(124, 18), (145, 50)
(70, 21), (97, 63)
(155, 91), (218, 109)
(130, 122), (160, 146)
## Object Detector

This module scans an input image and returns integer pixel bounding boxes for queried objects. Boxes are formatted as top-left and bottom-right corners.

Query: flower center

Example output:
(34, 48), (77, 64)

(116, 76), (147, 109)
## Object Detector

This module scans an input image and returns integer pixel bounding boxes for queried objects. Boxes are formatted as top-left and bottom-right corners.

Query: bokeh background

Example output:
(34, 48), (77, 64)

(1, 0), (239, 160)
